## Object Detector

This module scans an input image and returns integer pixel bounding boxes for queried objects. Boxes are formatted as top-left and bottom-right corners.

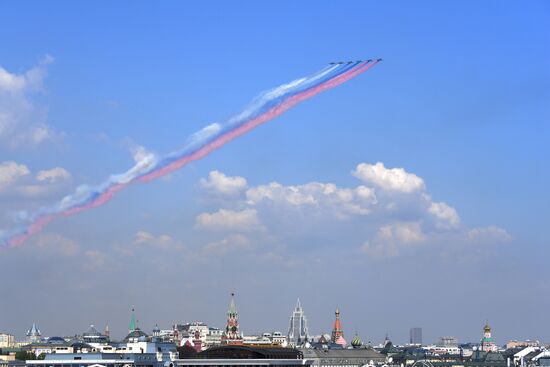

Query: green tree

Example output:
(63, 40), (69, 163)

(15, 351), (37, 360)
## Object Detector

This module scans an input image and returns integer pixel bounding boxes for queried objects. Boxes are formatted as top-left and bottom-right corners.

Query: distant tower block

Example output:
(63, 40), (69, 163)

(410, 327), (422, 345)
(222, 293), (243, 345)
(287, 298), (310, 347)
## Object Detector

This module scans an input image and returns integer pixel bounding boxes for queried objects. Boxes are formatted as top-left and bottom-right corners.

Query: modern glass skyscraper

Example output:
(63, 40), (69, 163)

(287, 299), (309, 346)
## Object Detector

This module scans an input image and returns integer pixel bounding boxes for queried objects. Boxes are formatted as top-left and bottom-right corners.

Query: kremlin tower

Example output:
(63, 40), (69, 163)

(222, 293), (243, 345)
(331, 307), (347, 346)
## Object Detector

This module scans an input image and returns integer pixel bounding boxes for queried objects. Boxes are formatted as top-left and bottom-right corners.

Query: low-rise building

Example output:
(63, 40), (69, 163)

(174, 345), (312, 367)
(505, 341), (540, 350)
(0, 334), (15, 348)
(0, 359), (25, 367)
(301, 348), (386, 367)
(25, 353), (159, 367)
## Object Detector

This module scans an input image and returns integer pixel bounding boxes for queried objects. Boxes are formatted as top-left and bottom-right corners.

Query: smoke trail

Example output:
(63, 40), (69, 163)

(1, 61), (379, 248)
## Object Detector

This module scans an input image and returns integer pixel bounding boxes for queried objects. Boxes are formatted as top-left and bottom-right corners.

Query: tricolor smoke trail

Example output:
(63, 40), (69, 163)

(0, 60), (380, 248)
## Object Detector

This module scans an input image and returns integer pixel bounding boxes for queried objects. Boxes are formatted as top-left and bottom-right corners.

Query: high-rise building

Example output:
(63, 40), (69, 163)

(222, 293), (242, 345)
(409, 327), (422, 345)
(287, 299), (310, 346)
(331, 308), (346, 346)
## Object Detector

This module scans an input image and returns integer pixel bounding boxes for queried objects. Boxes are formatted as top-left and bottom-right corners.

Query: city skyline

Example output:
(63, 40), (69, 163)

(2, 298), (537, 347)
(1, 0), (549, 346)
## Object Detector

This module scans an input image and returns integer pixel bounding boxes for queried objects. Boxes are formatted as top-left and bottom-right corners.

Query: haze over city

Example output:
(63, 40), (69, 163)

(1, 0), (549, 347)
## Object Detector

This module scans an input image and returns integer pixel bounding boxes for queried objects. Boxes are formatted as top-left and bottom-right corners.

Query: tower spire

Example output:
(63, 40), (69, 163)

(129, 308), (137, 332)
(331, 307), (346, 345)
(228, 293), (237, 315)
(222, 293), (242, 345)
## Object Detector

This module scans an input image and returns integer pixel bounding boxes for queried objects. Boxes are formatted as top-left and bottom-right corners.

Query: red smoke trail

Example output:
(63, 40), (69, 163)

(138, 61), (378, 182)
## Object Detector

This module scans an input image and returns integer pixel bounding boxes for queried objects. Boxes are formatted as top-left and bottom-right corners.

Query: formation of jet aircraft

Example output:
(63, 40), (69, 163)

(329, 59), (382, 64)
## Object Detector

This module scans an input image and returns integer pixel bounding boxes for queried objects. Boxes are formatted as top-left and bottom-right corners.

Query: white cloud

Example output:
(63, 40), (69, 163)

(200, 170), (248, 195)
(360, 222), (425, 257)
(0, 161), (30, 186)
(36, 167), (71, 183)
(198, 163), (509, 258)
(201, 234), (251, 256)
(352, 162), (425, 193)
(429, 201), (461, 229)
(467, 226), (512, 243)
(0, 160), (71, 198)
(0, 56), (61, 147)
(195, 208), (263, 232)
(246, 181), (376, 216)
(133, 230), (183, 250)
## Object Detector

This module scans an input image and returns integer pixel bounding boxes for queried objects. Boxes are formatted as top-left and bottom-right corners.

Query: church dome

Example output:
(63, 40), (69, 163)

(124, 328), (149, 342)
(351, 334), (363, 348)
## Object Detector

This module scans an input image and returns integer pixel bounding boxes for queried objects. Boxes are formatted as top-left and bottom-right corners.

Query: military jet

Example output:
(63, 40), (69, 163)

(329, 59), (381, 65)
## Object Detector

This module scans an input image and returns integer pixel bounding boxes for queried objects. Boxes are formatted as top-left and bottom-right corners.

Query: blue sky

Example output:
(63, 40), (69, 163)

(0, 1), (549, 345)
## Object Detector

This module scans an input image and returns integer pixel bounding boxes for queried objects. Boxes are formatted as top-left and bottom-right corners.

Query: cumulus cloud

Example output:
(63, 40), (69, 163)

(429, 201), (461, 229)
(246, 182), (376, 217)
(0, 55), (61, 147)
(195, 208), (263, 232)
(352, 162), (425, 193)
(133, 230), (184, 250)
(0, 160), (71, 199)
(197, 162), (510, 258)
(0, 161), (30, 186)
(36, 167), (71, 183)
(200, 170), (248, 195)
(467, 226), (512, 243)
(360, 222), (426, 257)
(201, 234), (251, 256)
